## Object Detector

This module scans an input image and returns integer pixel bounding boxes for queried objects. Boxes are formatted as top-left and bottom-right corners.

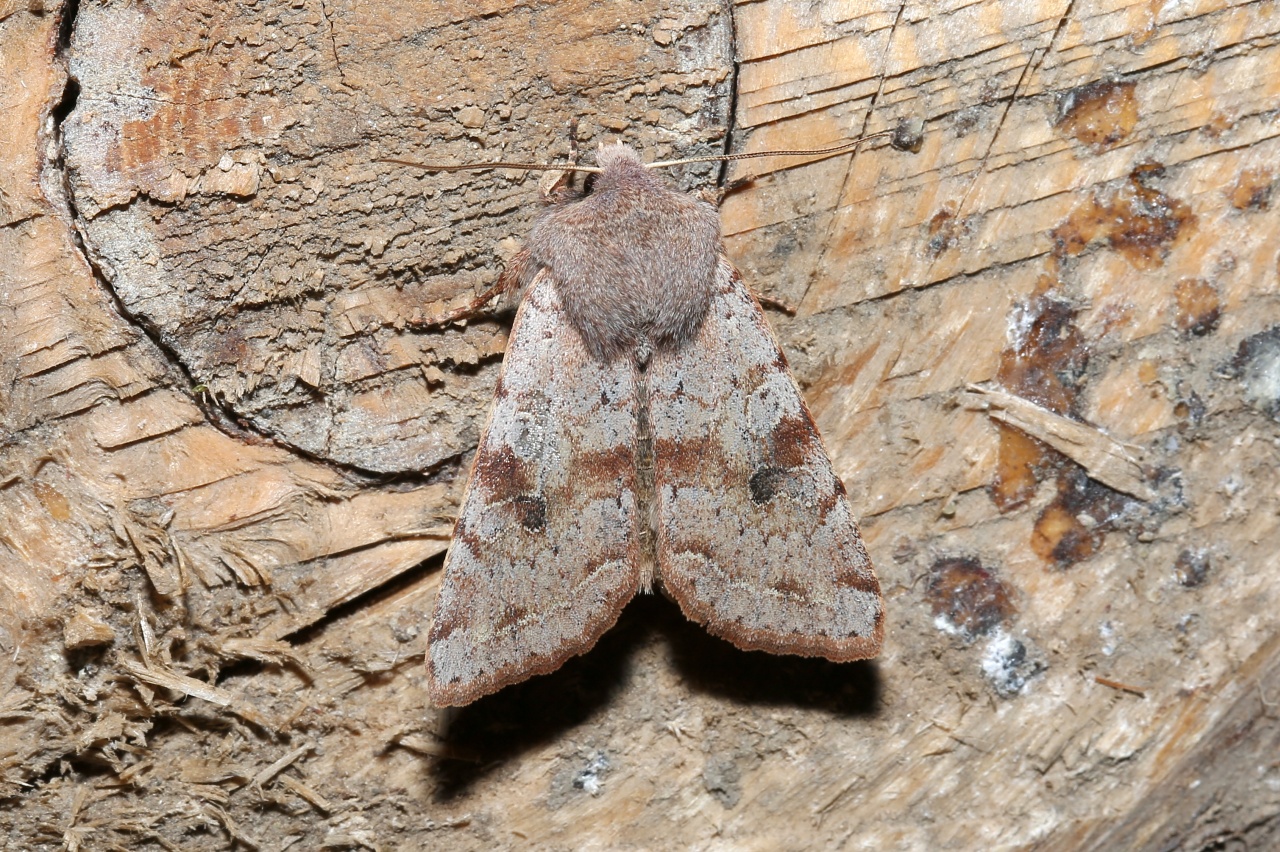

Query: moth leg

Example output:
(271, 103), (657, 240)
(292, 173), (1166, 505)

(696, 175), (755, 207)
(538, 118), (582, 201)
(755, 292), (797, 315)
(695, 186), (726, 206)
(407, 252), (530, 331)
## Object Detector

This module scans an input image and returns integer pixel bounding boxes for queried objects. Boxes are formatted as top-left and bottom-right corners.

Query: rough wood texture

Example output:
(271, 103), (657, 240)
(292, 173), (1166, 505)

(62, 0), (731, 474)
(2, 0), (1278, 848)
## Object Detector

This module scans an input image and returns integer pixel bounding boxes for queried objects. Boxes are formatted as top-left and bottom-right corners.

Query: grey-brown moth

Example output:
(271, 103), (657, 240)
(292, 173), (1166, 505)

(397, 139), (890, 707)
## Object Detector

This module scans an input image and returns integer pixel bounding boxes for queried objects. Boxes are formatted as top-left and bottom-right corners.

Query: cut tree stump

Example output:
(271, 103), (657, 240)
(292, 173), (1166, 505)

(2, 1), (1278, 849)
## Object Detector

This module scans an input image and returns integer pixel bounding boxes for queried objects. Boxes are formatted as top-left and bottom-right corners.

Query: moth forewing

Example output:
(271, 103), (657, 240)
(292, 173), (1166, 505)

(426, 272), (645, 707)
(649, 261), (883, 660)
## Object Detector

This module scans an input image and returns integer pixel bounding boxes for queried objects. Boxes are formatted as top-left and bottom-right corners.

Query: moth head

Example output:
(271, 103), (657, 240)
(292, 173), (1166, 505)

(589, 142), (650, 194)
(594, 141), (642, 170)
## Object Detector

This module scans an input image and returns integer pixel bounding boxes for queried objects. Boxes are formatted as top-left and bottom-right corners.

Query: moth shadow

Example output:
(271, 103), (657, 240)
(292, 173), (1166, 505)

(425, 594), (881, 798)
(425, 612), (638, 799)
(649, 595), (883, 717)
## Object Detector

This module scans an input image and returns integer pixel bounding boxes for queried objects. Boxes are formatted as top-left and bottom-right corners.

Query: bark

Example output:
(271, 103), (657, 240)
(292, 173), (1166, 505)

(2, 1), (1278, 849)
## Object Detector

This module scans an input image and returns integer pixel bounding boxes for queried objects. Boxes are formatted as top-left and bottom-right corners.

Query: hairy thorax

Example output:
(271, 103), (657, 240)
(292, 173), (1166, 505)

(526, 145), (724, 363)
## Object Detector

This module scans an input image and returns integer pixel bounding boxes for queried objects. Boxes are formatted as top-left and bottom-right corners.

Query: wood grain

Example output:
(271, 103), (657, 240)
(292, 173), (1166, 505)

(2, 0), (1278, 848)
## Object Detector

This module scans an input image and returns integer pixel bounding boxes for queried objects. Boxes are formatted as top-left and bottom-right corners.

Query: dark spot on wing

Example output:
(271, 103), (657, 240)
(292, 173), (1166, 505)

(452, 519), (483, 552)
(428, 579), (478, 642)
(513, 494), (547, 531)
(749, 466), (786, 504)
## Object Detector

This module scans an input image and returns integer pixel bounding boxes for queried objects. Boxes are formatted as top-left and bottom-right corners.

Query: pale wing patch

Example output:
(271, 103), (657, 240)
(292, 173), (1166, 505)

(649, 261), (883, 660)
(427, 273), (643, 706)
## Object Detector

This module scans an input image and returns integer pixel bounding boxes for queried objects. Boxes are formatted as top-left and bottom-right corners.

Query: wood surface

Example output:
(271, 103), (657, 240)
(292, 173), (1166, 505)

(2, 0), (1278, 848)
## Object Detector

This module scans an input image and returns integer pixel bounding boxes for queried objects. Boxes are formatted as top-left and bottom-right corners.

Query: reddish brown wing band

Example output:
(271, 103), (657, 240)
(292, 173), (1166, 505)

(426, 271), (645, 707)
(649, 261), (884, 660)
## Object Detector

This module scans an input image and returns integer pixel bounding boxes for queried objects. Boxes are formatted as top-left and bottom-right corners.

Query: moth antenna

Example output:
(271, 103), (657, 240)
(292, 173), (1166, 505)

(377, 158), (601, 174)
(646, 118), (924, 169)
(645, 133), (884, 169)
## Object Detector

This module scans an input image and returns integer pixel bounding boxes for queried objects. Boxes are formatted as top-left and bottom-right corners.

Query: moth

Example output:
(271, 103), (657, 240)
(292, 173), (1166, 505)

(386, 129), (910, 707)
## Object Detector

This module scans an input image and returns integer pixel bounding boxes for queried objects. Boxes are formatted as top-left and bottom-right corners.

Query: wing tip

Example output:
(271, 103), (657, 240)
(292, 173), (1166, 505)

(661, 570), (886, 665)
(425, 643), (593, 708)
(425, 580), (640, 707)
(694, 607), (885, 664)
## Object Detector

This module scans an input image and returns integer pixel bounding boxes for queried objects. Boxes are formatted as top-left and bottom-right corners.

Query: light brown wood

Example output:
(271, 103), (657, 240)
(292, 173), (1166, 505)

(2, 0), (1279, 848)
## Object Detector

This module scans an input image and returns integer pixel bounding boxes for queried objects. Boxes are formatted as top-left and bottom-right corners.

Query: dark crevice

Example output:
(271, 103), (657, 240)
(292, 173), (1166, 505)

(0, 212), (42, 230)
(715, 0), (740, 188)
(50, 78), (79, 130)
(798, 0), (906, 311)
(1045, 0), (1079, 58)
(283, 549), (445, 649)
(56, 0), (78, 51)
